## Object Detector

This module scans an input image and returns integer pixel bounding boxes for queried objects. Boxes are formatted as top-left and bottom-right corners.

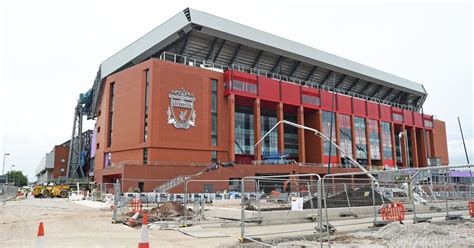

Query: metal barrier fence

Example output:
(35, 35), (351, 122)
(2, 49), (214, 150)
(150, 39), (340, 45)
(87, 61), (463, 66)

(239, 174), (322, 245)
(105, 165), (471, 246)
(0, 184), (19, 203)
(322, 164), (473, 247)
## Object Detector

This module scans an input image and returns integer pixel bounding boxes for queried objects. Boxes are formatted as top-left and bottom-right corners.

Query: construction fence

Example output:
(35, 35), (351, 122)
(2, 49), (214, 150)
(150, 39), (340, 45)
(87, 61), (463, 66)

(0, 184), (19, 202)
(105, 164), (472, 246)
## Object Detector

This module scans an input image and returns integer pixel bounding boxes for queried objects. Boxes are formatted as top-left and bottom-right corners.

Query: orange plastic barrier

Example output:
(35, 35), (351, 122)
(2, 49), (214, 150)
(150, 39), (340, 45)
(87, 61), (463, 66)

(129, 199), (142, 213)
(469, 201), (474, 217)
(380, 203), (405, 221)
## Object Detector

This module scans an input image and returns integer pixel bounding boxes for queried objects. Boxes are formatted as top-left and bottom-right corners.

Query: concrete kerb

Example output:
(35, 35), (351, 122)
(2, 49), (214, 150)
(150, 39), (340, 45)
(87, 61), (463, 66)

(239, 173), (322, 247)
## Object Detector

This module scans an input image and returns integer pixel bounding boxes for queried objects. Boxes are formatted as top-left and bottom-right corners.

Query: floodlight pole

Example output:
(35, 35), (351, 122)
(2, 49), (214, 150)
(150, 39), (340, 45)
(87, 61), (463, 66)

(255, 120), (376, 180)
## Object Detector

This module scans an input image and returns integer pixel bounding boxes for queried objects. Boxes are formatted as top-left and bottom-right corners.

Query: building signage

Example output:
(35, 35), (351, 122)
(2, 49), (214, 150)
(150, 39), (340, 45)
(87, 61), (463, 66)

(167, 88), (196, 129)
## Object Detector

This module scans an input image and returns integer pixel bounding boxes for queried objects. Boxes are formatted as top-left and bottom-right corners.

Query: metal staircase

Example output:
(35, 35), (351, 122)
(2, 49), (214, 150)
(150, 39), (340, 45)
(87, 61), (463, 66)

(153, 164), (217, 193)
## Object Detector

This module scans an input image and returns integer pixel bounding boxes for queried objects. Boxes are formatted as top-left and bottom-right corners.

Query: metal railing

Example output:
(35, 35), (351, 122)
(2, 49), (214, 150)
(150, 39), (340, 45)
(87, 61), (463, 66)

(159, 51), (420, 112)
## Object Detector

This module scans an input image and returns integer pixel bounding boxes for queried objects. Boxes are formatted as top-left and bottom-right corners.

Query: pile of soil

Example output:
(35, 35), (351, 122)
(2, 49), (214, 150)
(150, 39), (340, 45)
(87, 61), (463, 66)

(157, 201), (185, 217)
(303, 186), (391, 209)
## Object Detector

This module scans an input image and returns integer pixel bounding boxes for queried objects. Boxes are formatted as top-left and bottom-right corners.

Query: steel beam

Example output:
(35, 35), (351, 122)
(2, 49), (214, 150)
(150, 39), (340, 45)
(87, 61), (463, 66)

(251, 50), (264, 68)
(394, 91), (405, 103)
(346, 78), (360, 92)
(369, 85), (383, 98)
(205, 37), (219, 61)
(289, 61), (301, 77)
(228, 44), (242, 66)
(334, 74), (347, 89)
(212, 40), (226, 63)
(320, 71), (334, 85)
(381, 88), (394, 100)
(359, 81), (372, 95)
(305, 66), (318, 81)
(270, 56), (283, 73)
(179, 35), (189, 56)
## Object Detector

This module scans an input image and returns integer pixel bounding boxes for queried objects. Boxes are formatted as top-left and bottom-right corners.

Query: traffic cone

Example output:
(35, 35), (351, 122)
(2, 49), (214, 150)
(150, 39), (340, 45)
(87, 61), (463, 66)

(137, 214), (149, 248)
(36, 222), (45, 248)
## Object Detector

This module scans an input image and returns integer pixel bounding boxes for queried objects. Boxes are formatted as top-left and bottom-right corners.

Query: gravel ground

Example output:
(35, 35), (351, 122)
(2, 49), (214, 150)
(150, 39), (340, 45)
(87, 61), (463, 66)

(332, 221), (474, 248)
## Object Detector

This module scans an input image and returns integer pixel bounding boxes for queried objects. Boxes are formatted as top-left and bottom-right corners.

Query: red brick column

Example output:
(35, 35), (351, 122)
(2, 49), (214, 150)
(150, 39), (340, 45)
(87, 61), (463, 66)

(228, 94), (235, 161)
(254, 99), (261, 161)
(410, 126), (419, 168)
(297, 106), (306, 163)
(277, 102), (285, 154)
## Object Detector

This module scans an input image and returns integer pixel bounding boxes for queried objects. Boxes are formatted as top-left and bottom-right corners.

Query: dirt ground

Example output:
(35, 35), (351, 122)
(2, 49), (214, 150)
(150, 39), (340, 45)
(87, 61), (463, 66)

(0, 197), (239, 247)
(1, 197), (472, 247)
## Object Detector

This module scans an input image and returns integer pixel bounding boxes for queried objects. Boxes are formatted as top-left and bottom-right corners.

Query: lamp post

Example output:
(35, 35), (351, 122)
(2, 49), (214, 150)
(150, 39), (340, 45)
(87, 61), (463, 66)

(10, 164), (15, 186)
(2, 153), (10, 175)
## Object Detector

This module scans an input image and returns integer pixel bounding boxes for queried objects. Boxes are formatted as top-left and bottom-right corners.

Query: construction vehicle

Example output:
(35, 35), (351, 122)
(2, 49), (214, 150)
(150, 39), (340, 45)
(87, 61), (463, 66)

(33, 185), (71, 198)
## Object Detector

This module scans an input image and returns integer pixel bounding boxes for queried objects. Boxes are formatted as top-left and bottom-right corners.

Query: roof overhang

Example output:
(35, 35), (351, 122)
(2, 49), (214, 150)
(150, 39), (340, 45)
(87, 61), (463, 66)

(90, 7), (427, 116)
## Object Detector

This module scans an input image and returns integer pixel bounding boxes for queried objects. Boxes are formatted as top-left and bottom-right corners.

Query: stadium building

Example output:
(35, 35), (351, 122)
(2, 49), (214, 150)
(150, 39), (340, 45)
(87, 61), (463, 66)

(89, 8), (449, 192)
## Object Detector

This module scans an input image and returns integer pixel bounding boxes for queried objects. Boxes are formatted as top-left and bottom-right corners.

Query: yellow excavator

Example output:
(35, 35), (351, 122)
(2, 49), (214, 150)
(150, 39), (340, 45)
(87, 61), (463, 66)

(33, 184), (70, 198)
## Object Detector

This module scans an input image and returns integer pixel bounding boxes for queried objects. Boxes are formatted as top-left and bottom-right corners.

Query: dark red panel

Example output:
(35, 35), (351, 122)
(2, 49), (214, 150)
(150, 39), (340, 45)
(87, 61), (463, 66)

(281, 82), (301, 105)
(231, 70), (257, 82)
(337, 94), (352, 114)
(320, 90), (334, 111)
(367, 101), (379, 119)
(423, 114), (434, 130)
(353, 98), (367, 117)
(301, 87), (320, 110)
(413, 112), (423, 128)
(258, 76), (280, 101)
(403, 110), (413, 126)
(380, 105), (391, 122)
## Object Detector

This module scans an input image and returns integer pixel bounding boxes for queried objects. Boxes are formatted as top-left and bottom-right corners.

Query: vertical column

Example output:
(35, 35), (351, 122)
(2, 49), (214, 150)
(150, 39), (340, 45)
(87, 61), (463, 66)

(418, 129), (428, 167)
(335, 113), (341, 164)
(297, 106), (306, 163)
(253, 99), (261, 161)
(378, 121), (384, 167)
(365, 118), (372, 169)
(401, 126), (408, 167)
(228, 94), (235, 161)
(428, 130), (436, 158)
(277, 102), (285, 154)
(315, 110), (324, 163)
(410, 126), (419, 168)
(351, 116), (357, 160)
(390, 123), (397, 167)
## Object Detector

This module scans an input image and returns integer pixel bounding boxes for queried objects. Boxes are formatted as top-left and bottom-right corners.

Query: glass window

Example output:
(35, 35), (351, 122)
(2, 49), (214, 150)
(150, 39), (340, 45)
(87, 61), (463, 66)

(338, 114), (352, 158)
(107, 83), (115, 148)
(235, 106), (254, 155)
(232, 79), (257, 94)
(302, 94), (320, 106)
(322, 111), (337, 156)
(211, 79), (218, 146)
(381, 122), (393, 160)
(284, 113), (299, 159)
(104, 153), (112, 168)
(354, 117), (368, 160)
(143, 148), (148, 165)
(144, 70), (149, 143)
(211, 151), (217, 163)
(392, 113), (404, 122)
(260, 110), (278, 156)
(368, 119), (381, 160)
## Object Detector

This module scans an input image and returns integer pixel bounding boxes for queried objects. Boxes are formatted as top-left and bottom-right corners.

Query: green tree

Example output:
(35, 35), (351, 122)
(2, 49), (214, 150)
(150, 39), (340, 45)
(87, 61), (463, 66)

(6, 171), (28, 187)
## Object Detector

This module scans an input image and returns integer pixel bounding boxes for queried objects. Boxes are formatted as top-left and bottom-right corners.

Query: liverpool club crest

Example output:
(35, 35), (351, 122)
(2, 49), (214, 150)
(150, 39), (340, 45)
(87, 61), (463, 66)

(167, 88), (196, 129)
